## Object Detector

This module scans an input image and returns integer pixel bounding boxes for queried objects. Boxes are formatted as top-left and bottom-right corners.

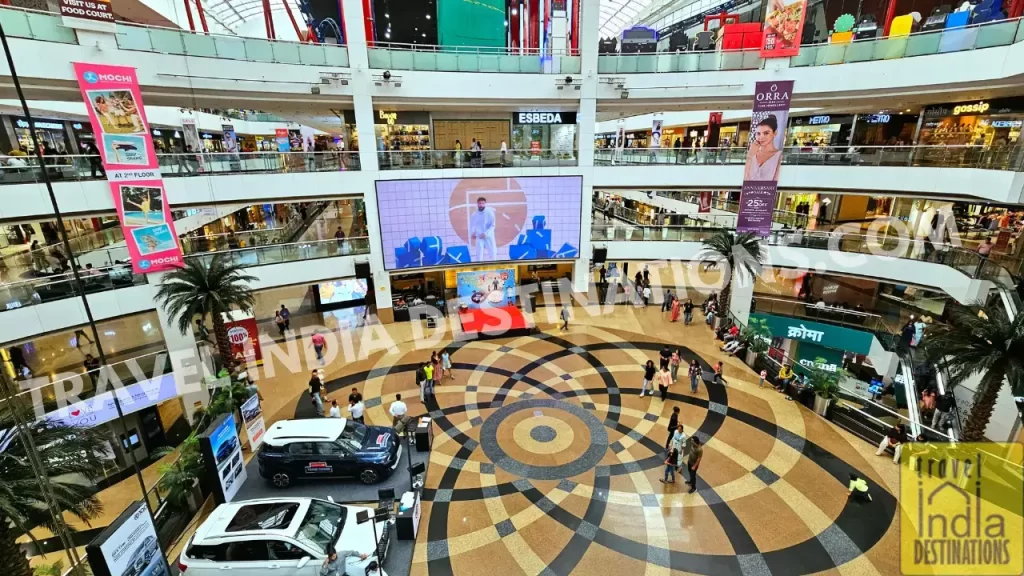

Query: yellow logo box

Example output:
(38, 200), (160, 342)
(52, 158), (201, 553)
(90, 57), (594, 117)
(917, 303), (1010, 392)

(901, 442), (1023, 575)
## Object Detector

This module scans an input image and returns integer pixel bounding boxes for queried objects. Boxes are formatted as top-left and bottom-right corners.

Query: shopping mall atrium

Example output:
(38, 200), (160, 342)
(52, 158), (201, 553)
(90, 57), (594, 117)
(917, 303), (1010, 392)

(0, 0), (1022, 574)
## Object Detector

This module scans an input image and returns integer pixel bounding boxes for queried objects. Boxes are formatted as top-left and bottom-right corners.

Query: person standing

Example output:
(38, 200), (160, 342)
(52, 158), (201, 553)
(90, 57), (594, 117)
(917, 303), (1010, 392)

(659, 346), (671, 370)
(560, 304), (571, 331)
(662, 289), (673, 312)
(642, 284), (652, 307)
(599, 265), (607, 285)
(274, 311), (286, 336)
(347, 398), (365, 424)
(665, 406), (680, 450)
(83, 353), (101, 387)
(416, 362), (428, 402)
(658, 365), (672, 400)
(685, 437), (703, 493)
(423, 360), (435, 399)
(660, 446), (679, 484)
(688, 360), (701, 393)
(469, 197), (497, 261)
(348, 387), (362, 405)
(670, 297), (681, 322)
(683, 299), (694, 325)
(670, 425), (688, 467)
(280, 304), (291, 331)
(310, 330), (327, 365)
(334, 226), (346, 254)
(933, 392), (954, 430)
(454, 139), (463, 167)
(670, 349), (681, 382)
(500, 139), (508, 166)
(441, 349), (454, 380)
(389, 394), (409, 430)
(640, 360), (656, 397)
(308, 370), (324, 416)
(328, 399), (341, 418)
(85, 141), (105, 178)
(713, 361), (725, 386)
(431, 353), (442, 398)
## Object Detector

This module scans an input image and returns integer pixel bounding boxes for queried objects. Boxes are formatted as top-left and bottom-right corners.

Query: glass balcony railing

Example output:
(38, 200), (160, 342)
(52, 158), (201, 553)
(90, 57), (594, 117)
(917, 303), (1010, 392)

(0, 151), (361, 185)
(114, 22), (350, 66)
(597, 18), (1024, 73)
(751, 294), (902, 339)
(591, 222), (1016, 284)
(0, 263), (146, 313)
(594, 201), (804, 229)
(368, 44), (580, 73)
(183, 236), (370, 268)
(379, 149), (577, 170)
(593, 144), (1024, 171)
(791, 18), (1024, 67)
(0, 7), (77, 43)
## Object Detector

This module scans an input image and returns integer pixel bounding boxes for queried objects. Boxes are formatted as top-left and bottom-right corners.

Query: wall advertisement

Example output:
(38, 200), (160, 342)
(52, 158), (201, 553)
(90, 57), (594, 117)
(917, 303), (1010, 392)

(72, 63), (183, 274)
(180, 116), (205, 171)
(738, 81), (794, 236)
(223, 313), (263, 365)
(45, 372), (179, 430)
(650, 119), (663, 148)
(275, 128), (291, 152)
(86, 501), (169, 576)
(456, 268), (516, 308)
(761, 0), (808, 58)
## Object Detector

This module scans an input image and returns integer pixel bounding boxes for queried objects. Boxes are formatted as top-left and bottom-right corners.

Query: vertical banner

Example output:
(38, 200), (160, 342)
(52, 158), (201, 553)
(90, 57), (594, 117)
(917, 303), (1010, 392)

(650, 119), (663, 148)
(239, 394), (266, 452)
(222, 123), (241, 171)
(275, 128), (291, 152)
(180, 117), (205, 172)
(73, 63), (183, 274)
(225, 315), (263, 365)
(738, 81), (794, 236)
(698, 191), (712, 213)
(706, 112), (723, 148)
(761, 0), (808, 57)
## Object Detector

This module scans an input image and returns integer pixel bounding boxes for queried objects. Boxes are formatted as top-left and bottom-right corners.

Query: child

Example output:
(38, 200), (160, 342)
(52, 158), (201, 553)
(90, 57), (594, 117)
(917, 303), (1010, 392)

(847, 473), (872, 502)
(758, 369), (767, 388)
(660, 447), (679, 484)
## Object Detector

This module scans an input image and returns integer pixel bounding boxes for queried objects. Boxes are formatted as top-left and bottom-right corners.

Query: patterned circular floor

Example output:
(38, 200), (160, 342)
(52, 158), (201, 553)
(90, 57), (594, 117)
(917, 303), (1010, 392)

(299, 328), (899, 576)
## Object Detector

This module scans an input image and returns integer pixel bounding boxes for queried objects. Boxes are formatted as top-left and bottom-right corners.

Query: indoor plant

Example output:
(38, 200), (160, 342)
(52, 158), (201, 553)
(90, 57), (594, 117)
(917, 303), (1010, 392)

(805, 357), (845, 417)
(831, 14), (856, 44)
(155, 433), (205, 514)
(741, 317), (772, 368)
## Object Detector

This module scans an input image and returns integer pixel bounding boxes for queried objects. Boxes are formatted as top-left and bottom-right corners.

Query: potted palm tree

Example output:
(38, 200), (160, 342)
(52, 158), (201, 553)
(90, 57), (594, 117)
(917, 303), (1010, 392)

(155, 433), (204, 515)
(742, 317), (772, 368)
(0, 415), (111, 576)
(699, 230), (765, 328)
(805, 357), (845, 417)
(154, 255), (257, 368)
(923, 303), (1024, 441)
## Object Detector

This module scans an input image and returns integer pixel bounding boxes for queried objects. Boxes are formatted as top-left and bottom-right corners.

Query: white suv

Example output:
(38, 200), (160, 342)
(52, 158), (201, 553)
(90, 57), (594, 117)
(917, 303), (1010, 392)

(178, 497), (390, 575)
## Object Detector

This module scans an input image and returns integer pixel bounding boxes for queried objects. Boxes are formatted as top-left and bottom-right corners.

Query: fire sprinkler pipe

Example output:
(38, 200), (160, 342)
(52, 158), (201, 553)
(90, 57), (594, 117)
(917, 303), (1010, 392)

(882, 0), (897, 36)
(282, 0), (303, 41)
(182, 0), (196, 31)
(195, 0), (209, 32)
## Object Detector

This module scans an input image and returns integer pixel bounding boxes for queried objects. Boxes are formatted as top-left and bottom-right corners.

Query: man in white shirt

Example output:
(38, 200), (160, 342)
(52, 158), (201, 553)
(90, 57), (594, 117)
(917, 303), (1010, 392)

(469, 197), (496, 262)
(389, 393), (409, 430)
(347, 398), (365, 423)
(328, 399), (341, 418)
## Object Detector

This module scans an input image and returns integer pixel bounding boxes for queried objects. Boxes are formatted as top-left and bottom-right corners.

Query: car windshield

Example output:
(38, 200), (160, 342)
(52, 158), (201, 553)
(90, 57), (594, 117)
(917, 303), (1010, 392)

(295, 500), (347, 555)
(342, 419), (367, 445)
(226, 502), (299, 532)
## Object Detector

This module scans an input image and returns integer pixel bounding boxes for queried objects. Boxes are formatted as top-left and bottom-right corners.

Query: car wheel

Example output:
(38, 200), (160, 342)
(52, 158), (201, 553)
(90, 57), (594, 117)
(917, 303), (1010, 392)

(271, 472), (291, 488)
(359, 468), (380, 485)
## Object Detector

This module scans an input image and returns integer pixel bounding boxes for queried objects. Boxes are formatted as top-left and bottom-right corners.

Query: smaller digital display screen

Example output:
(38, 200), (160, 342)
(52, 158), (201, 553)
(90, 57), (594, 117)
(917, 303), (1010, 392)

(318, 279), (368, 305)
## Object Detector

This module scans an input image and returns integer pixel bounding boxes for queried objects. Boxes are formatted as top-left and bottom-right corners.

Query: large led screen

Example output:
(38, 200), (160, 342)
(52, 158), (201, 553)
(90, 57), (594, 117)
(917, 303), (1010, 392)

(376, 176), (582, 270)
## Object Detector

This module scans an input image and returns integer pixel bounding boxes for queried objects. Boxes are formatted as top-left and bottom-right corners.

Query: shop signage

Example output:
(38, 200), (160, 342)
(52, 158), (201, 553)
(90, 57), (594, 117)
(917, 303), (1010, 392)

(750, 313), (874, 355)
(953, 101), (990, 115)
(59, 0), (114, 26)
(378, 110), (398, 125)
(863, 114), (891, 124)
(15, 119), (66, 130)
(513, 112), (577, 124)
(44, 372), (180, 430)
(990, 120), (1022, 128)
(738, 81), (794, 236)
(791, 114), (854, 127)
(808, 115), (831, 125)
(72, 63), (184, 275)
(923, 97), (1024, 118)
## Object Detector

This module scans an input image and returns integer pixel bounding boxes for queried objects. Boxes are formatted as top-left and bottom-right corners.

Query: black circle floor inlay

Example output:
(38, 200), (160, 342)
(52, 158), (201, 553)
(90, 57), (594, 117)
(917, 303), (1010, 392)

(529, 424), (557, 443)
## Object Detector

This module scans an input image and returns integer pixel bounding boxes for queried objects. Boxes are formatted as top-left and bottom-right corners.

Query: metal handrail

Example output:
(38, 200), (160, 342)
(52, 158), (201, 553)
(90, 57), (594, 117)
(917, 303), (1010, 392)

(113, 18), (347, 46)
(370, 42), (578, 55)
(0, 262), (137, 291)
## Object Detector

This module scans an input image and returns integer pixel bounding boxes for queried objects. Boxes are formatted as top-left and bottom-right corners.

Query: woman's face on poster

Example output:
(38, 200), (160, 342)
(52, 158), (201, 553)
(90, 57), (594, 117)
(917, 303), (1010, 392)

(754, 124), (776, 147)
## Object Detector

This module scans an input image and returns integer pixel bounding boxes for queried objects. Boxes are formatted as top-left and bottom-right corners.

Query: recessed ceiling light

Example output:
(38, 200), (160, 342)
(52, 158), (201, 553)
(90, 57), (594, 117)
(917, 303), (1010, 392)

(422, 32), (426, 37)
(426, 14), (431, 19)
(384, 12), (389, 18)
(905, 108), (912, 112)
(385, 32), (391, 38)
(511, 7), (518, 14)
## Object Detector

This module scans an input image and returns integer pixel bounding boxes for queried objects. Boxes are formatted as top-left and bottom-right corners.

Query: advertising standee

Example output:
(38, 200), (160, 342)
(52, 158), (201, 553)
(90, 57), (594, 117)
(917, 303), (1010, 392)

(240, 394), (266, 451)
(72, 63), (183, 274)
(737, 81), (795, 236)
(86, 501), (169, 576)
(200, 413), (247, 504)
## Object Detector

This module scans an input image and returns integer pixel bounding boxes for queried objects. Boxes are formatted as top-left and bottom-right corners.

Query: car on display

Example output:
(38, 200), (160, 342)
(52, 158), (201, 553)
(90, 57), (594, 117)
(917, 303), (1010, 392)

(257, 418), (401, 487)
(178, 498), (389, 575)
(125, 535), (161, 576)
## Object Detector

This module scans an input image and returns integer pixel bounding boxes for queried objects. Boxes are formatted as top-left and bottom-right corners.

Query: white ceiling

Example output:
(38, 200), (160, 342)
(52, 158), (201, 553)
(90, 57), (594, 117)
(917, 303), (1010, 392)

(599, 0), (654, 38)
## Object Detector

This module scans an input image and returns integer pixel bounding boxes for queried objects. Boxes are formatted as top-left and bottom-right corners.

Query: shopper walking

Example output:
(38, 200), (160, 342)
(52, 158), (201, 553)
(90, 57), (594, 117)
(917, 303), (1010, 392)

(662, 289), (673, 312)
(640, 360), (656, 397)
(642, 284), (652, 307)
(688, 360), (701, 393)
(683, 299), (694, 325)
(416, 362), (428, 402)
(665, 406), (680, 450)
(670, 350), (681, 382)
(274, 311), (286, 336)
(713, 361), (725, 386)
(560, 304), (571, 331)
(658, 365), (672, 400)
(441, 349), (454, 380)
(310, 330), (327, 365)
(431, 353), (442, 397)
(280, 304), (291, 331)
(308, 370), (324, 416)
(85, 141), (105, 178)
(423, 359), (435, 399)
(660, 447), (679, 484)
(685, 437), (703, 493)
(670, 297), (681, 322)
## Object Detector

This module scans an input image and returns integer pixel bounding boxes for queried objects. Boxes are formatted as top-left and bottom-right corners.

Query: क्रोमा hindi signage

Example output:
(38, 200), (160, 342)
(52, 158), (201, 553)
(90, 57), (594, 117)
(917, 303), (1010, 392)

(750, 313), (874, 355)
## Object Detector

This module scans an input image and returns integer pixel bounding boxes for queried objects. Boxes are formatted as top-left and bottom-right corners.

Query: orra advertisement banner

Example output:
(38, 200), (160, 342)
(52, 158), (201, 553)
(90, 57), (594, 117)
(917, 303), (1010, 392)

(738, 81), (794, 235)
(761, 0), (807, 57)
(73, 63), (183, 274)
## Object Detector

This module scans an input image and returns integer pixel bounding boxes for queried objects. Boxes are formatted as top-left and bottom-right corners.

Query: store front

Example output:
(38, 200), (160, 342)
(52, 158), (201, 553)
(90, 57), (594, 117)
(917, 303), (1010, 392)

(150, 128), (184, 153)
(788, 114), (855, 147)
(340, 109), (433, 152)
(850, 113), (918, 146)
(511, 111), (577, 160)
(70, 121), (95, 152)
(200, 131), (224, 152)
(8, 116), (73, 153)
(919, 97), (1024, 148)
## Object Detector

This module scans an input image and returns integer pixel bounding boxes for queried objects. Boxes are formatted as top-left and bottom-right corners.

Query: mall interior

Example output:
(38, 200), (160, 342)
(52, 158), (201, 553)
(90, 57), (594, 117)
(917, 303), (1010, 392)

(0, 0), (1023, 574)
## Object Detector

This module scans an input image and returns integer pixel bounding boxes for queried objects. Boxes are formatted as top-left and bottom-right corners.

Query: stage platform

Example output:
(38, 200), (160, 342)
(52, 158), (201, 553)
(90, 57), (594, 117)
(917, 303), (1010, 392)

(458, 305), (537, 340)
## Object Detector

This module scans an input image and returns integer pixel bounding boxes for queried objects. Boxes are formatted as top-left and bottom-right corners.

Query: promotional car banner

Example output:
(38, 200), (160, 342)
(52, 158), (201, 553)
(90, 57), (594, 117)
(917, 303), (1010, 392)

(72, 63), (183, 274)
(240, 394), (266, 452)
(86, 500), (169, 576)
(737, 81), (794, 236)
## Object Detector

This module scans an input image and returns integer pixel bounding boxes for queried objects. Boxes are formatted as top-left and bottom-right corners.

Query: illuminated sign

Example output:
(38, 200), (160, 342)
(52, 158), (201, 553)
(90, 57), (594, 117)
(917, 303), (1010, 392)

(16, 119), (66, 130)
(864, 114), (891, 124)
(953, 101), (990, 115)
(808, 115), (831, 125)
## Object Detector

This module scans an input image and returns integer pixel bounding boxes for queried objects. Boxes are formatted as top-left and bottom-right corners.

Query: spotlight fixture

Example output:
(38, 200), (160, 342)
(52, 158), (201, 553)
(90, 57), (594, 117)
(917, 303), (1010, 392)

(422, 32), (426, 37)
(385, 12), (389, 17)
(511, 7), (518, 14)
(385, 32), (391, 38)
(426, 13), (431, 19)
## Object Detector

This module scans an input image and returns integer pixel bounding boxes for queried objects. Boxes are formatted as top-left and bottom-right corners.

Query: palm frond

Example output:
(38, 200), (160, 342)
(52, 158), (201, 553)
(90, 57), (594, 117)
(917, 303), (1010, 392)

(154, 254), (258, 335)
(699, 229), (765, 282)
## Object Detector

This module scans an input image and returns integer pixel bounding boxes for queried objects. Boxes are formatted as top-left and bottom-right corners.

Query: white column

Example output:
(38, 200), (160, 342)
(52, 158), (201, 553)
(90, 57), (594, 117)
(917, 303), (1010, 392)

(149, 273), (209, 425)
(342, 0), (380, 173)
(728, 270), (754, 326)
(571, 0), (600, 293)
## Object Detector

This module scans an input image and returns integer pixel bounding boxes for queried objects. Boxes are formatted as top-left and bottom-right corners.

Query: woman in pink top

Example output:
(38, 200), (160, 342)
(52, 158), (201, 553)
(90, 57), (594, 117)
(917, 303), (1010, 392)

(310, 331), (327, 365)
(658, 366), (672, 400)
